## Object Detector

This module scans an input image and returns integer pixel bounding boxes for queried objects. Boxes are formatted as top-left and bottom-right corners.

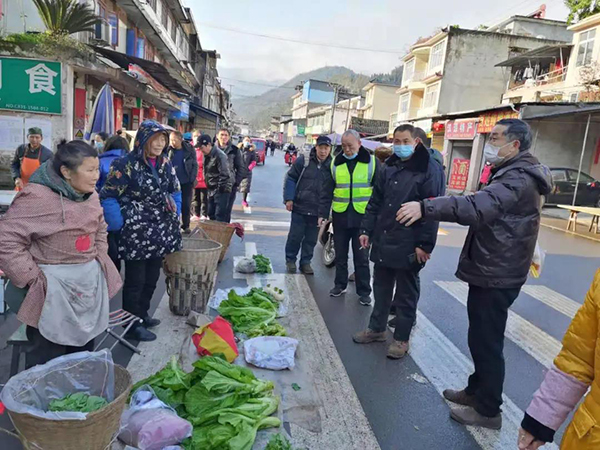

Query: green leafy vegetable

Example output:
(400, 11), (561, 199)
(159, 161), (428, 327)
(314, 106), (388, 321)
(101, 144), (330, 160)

(253, 254), (272, 274)
(219, 289), (279, 334)
(265, 433), (294, 450)
(48, 392), (107, 413)
(246, 322), (287, 338)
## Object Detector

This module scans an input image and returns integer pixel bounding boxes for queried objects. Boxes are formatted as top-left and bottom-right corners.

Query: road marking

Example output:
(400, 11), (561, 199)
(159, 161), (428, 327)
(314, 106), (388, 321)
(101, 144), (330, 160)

(522, 285), (582, 319)
(244, 206), (252, 214)
(239, 219), (290, 228)
(411, 311), (558, 450)
(435, 281), (562, 368)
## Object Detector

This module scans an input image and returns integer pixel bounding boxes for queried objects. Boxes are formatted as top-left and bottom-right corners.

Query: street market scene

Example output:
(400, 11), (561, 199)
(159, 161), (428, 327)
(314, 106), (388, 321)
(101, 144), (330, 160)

(1, 1), (600, 449)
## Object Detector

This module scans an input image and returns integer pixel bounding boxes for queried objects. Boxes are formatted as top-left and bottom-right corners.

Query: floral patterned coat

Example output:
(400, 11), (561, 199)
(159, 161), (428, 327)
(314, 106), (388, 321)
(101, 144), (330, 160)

(100, 120), (182, 261)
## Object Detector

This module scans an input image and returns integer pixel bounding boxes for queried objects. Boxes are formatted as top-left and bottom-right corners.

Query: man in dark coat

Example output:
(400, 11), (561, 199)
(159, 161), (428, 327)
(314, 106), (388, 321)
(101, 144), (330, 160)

(354, 124), (445, 360)
(398, 119), (553, 430)
(11, 127), (53, 189)
(167, 131), (199, 232)
(284, 135), (333, 274)
(215, 128), (246, 222)
(200, 134), (232, 222)
(320, 130), (379, 306)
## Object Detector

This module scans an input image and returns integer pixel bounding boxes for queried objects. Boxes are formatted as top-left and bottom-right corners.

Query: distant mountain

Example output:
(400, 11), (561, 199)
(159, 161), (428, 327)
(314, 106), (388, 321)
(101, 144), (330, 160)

(218, 67), (286, 98)
(232, 66), (372, 130)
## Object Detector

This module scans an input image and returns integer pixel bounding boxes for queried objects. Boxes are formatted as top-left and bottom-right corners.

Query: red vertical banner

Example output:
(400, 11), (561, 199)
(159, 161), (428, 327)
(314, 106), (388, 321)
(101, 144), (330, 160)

(448, 158), (470, 191)
(114, 96), (123, 131)
(74, 88), (86, 140)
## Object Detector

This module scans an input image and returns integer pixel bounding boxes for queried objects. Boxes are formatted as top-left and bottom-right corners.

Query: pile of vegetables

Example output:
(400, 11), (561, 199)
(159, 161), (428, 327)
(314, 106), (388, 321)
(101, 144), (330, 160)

(219, 288), (287, 337)
(131, 355), (281, 450)
(265, 433), (295, 450)
(48, 392), (108, 413)
(253, 254), (272, 274)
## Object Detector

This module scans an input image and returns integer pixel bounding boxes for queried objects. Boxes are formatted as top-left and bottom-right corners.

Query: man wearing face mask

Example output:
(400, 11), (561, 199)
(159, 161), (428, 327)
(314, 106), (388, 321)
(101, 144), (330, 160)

(397, 119), (553, 430)
(319, 129), (378, 306)
(353, 124), (444, 359)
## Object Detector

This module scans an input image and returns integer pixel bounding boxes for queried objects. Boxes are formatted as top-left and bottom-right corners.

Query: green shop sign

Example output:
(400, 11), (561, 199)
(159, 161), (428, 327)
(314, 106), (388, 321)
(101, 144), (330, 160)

(297, 124), (305, 135)
(0, 57), (62, 114)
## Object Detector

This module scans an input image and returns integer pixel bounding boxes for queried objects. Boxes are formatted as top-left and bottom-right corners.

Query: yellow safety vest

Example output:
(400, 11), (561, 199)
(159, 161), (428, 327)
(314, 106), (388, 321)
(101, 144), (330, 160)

(331, 155), (375, 214)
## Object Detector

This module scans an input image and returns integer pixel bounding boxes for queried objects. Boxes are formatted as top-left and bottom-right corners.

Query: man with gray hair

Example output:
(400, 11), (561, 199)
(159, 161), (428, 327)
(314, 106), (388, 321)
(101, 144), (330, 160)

(319, 129), (379, 306)
(397, 119), (553, 430)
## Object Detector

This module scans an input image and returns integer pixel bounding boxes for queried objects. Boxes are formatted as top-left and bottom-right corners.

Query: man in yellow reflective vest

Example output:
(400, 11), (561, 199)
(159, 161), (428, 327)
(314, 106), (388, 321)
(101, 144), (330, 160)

(319, 130), (379, 306)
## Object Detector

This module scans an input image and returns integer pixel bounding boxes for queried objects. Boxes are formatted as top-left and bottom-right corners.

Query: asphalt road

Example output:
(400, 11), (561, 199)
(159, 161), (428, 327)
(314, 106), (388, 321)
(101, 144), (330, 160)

(1, 150), (599, 450)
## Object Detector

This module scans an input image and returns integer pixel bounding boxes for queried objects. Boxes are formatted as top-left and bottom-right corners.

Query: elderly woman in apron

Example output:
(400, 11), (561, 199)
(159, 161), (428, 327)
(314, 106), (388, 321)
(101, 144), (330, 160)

(11, 127), (53, 191)
(0, 140), (122, 368)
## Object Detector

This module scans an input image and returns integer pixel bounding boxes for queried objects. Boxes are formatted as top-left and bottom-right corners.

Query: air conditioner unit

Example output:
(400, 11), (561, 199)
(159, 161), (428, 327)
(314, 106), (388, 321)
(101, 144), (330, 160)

(91, 21), (111, 46)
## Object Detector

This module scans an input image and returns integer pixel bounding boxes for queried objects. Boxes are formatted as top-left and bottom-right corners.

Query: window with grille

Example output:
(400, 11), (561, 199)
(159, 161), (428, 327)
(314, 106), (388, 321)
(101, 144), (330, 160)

(429, 41), (445, 71)
(424, 84), (439, 108)
(400, 94), (409, 113)
(108, 14), (118, 47)
(576, 29), (596, 67)
(404, 59), (415, 83)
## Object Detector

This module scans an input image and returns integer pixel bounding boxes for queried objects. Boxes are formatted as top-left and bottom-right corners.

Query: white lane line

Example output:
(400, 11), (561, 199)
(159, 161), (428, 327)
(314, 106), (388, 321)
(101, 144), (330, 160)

(435, 281), (562, 369)
(522, 285), (582, 319)
(244, 206), (252, 214)
(412, 311), (558, 450)
(245, 242), (257, 257)
(239, 219), (290, 228)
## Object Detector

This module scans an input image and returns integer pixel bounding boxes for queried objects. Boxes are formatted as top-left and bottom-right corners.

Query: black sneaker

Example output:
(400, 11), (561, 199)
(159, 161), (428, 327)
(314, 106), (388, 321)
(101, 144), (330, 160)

(330, 286), (347, 297)
(142, 316), (161, 328)
(359, 296), (372, 306)
(286, 262), (297, 273)
(125, 326), (157, 342)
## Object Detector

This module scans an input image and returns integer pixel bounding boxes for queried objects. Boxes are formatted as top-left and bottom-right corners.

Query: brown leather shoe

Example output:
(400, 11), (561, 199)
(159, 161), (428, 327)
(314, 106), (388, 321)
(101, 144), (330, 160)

(353, 329), (387, 344)
(450, 406), (502, 430)
(387, 340), (409, 359)
(443, 389), (477, 408)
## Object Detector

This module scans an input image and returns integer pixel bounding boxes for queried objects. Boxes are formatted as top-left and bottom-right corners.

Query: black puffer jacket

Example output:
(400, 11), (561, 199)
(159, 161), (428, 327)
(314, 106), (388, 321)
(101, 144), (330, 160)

(283, 148), (332, 216)
(218, 142), (247, 187)
(167, 141), (198, 184)
(203, 146), (232, 196)
(361, 143), (445, 269)
(423, 151), (553, 288)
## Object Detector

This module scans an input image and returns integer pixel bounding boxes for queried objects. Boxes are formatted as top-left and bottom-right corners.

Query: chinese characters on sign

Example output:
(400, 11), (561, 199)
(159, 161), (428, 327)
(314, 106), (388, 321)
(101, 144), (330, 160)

(449, 158), (470, 191)
(478, 110), (519, 133)
(0, 57), (62, 114)
(445, 119), (478, 140)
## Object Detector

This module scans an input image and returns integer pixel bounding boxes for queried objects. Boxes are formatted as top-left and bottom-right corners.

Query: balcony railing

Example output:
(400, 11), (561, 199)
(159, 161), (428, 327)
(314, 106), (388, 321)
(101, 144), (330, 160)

(404, 71), (427, 85)
(508, 66), (567, 92)
(397, 108), (420, 121)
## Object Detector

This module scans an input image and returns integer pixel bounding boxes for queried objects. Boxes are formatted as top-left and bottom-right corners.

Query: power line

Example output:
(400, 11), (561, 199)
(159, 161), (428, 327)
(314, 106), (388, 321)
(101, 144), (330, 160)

(197, 22), (403, 54)
(218, 76), (296, 90)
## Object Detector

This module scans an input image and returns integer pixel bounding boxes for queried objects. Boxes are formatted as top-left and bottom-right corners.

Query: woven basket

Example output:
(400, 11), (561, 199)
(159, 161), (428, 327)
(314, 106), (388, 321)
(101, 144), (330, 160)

(7, 364), (132, 450)
(196, 220), (236, 262)
(164, 229), (222, 316)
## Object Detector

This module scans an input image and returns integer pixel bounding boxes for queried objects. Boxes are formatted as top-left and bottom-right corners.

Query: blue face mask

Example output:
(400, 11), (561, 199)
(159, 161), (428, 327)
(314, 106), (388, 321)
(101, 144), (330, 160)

(95, 142), (104, 151)
(343, 152), (358, 160)
(393, 144), (414, 159)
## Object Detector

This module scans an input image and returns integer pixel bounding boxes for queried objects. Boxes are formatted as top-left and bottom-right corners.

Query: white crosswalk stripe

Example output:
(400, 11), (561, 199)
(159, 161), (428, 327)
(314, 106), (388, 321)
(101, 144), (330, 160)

(411, 311), (558, 450)
(435, 281), (562, 368)
(521, 285), (582, 319)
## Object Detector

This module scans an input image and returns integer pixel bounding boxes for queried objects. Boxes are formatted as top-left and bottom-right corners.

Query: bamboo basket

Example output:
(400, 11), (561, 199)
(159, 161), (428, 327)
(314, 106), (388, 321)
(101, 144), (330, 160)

(6, 365), (131, 450)
(196, 220), (236, 262)
(164, 228), (222, 316)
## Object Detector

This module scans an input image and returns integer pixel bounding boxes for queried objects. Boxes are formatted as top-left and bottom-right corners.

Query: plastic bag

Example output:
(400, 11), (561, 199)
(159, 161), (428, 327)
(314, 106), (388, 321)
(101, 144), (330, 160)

(530, 240), (546, 278)
(192, 316), (239, 362)
(235, 257), (257, 273)
(0, 349), (115, 420)
(244, 336), (299, 370)
(118, 386), (192, 450)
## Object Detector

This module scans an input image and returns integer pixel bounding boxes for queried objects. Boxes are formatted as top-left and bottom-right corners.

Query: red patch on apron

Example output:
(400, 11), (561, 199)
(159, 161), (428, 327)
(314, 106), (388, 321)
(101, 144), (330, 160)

(75, 235), (91, 252)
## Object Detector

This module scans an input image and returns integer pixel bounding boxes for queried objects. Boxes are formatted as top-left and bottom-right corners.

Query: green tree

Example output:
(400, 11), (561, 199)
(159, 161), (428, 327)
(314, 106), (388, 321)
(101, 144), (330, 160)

(565, 0), (600, 24)
(32, 0), (101, 36)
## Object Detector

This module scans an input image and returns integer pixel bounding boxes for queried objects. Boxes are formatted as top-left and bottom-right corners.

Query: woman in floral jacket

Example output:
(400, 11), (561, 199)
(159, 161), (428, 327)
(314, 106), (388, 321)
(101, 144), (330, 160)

(100, 120), (182, 342)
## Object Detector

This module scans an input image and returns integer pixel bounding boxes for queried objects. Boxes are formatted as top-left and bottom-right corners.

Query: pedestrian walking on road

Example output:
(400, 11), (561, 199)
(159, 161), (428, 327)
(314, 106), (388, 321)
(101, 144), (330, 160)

(97, 135), (129, 271)
(11, 127), (53, 191)
(320, 129), (378, 306)
(354, 124), (445, 359)
(518, 269), (600, 450)
(167, 130), (198, 233)
(200, 134), (232, 222)
(215, 128), (246, 222)
(0, 140), (122, 368)
(239, 137), (257, 208)
(397, 119), (553, 430)
(284, 135), (333, 274)
(192, 129), (208, 221)
(101, 120), (182, 342)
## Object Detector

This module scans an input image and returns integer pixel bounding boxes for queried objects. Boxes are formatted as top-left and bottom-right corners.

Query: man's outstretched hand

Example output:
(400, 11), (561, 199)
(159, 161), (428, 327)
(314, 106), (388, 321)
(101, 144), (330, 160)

(397, 201), (422, 226)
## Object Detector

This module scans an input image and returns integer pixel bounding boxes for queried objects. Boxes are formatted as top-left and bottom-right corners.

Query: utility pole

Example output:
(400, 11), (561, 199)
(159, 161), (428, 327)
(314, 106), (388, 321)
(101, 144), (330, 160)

(329, 83), (340, 134)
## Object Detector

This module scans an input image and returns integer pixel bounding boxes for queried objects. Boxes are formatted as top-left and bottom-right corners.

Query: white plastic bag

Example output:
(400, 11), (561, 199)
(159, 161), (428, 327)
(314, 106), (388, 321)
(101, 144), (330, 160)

(235, 257), (256, 273)
(530, 240), (546, 278)
(244, 336), (299, 370)
(0, 349), (115, 420)
(118, 386), (192, 450)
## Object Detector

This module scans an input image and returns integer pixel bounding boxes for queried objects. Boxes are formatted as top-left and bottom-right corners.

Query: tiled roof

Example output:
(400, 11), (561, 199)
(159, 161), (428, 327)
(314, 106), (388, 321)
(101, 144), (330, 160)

(349, 117), (389, 136)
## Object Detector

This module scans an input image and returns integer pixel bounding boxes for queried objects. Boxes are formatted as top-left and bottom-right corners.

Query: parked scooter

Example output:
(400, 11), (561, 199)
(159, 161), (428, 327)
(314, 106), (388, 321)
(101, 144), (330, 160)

(318, 215), (335, 267)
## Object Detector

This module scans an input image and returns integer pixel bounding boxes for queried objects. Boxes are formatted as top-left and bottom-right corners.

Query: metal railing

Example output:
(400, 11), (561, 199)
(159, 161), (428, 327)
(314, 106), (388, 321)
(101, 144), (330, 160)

(509, 66), (567, 91)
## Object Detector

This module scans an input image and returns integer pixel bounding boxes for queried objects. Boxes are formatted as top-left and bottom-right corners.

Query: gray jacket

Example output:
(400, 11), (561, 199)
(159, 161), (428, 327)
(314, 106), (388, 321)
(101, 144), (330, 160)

(423, 151), (553, 289)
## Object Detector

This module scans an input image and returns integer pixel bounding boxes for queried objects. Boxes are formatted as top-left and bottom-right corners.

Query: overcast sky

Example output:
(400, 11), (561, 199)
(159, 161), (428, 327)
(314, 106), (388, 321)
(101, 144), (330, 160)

(187, 0), (569, 85)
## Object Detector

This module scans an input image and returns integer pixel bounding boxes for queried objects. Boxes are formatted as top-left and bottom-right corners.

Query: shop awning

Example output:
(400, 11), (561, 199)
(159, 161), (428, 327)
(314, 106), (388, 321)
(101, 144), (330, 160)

(91, 46), (194, 96)
(190, 102), (222, 119)
(495, 44), (572, 67)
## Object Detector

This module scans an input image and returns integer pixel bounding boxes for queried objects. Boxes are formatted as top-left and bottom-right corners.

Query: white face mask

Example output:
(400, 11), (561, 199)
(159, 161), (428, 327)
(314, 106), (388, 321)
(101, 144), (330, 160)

(483, 141), (515, 165)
